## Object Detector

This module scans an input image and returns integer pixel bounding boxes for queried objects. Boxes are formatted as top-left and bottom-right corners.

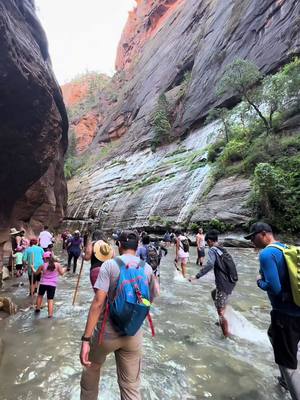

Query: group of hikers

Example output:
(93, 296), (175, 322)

(6, 221), (300, 399)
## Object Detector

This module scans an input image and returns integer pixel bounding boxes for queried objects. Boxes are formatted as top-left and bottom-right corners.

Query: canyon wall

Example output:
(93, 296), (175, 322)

(66, 0), (300, 232)
(0, 0), (68, 250)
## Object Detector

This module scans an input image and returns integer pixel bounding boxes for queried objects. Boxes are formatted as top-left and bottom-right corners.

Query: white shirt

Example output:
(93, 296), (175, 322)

(178, 235), (189, 258)
(39, 230), (53, 248)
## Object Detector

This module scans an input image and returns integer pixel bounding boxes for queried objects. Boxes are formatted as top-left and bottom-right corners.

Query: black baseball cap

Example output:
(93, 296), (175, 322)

(244, 222), (273, 240)
(118, 230), (139, 249)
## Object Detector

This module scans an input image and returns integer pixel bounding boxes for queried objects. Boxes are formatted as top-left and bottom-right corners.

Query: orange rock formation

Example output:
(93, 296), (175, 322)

(116, 0), (185, 71)
(62, 81), (89, 108)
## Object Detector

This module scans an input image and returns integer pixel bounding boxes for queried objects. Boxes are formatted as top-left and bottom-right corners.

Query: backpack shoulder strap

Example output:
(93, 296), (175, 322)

(114, 257), (126, 269)
(137, 259), (146, 269)
(267, 244), (287, 252)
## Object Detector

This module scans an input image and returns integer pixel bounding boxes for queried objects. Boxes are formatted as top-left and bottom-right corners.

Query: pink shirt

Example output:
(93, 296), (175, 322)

(40, 262), (60, 287)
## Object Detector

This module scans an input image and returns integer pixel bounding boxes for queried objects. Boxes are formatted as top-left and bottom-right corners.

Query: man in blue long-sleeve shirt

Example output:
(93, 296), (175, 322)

(245, 222), (300, 399)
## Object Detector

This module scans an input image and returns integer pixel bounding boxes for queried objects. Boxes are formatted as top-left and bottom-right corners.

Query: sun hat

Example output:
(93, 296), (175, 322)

(93, 240), (114, 262)
(43, 251), (52, 259)
(10, 228), (21, 235)
(244, 222), (273, 240)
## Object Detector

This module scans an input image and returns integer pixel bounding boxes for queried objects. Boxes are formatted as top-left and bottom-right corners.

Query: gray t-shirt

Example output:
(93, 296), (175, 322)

(93, 254), (159, 340)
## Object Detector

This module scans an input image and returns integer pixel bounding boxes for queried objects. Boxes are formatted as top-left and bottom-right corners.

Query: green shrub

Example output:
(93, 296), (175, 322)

(188, 223), (199, 232)
(149, 215), (164, 225)
(220, 139), (246, 165)
(151, 94), (172, 150)
(251, 160), (300, 232)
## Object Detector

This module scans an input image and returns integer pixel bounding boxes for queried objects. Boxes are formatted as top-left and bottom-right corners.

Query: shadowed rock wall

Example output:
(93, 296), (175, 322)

(0, 1), (68, 252)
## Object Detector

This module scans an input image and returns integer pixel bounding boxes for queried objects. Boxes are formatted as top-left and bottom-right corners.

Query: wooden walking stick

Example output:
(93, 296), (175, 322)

(11, 251), (15, 278)
(72, 253), (85, 305)
(31, 253), (35, 307)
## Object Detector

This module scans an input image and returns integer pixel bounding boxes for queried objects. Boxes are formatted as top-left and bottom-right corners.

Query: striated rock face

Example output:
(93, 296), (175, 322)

(67, 121), (253, 231)
(67, 0), (300, 231)
(115, 0), (185, 71)
(0, 1), (68, 243)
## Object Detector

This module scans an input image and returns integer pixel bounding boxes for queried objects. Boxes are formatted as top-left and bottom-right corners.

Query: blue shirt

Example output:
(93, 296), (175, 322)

(258, 243), (300, 316)
(23, 245), (44, 274)
(136, 245), (148, 261)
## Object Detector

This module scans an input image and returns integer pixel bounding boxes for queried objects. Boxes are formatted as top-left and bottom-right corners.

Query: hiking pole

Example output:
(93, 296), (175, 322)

(72, 254), (85, 306)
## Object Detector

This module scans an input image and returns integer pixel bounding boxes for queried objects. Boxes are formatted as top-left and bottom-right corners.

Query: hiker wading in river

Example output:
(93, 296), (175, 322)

(84, 230), (114, 292)
(189, 230), (238, 337)
(80, 230), (159, 400)
(245, 222), (300, 399)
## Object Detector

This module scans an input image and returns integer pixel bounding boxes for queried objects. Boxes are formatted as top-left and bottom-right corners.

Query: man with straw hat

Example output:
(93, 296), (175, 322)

(84, 230), (114, 292)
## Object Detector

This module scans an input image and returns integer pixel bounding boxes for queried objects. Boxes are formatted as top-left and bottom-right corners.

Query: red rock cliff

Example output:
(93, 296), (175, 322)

(116, 0), (185, 71)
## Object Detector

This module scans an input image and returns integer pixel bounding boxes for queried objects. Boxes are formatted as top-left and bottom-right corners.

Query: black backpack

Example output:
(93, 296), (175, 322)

(180, 237), (190, 253)
(146, 244), (160, 271)
(214, 247), (238, 284)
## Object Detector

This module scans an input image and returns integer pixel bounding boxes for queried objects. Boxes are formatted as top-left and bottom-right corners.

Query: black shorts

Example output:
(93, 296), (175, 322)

(38, 284), (56, 300)
(197, 247), (205, 258)
(28, 272), (41, 284)
(16, 264), (23, 271)
(268, 310), (300, 369)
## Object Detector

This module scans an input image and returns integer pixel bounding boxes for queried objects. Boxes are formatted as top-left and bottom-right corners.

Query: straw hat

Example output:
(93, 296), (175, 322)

(93, 240), (113, 262)
(10, 228), (21, 235)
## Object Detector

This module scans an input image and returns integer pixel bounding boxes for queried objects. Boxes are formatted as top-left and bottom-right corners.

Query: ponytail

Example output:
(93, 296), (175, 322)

(47, 255), (56, 271)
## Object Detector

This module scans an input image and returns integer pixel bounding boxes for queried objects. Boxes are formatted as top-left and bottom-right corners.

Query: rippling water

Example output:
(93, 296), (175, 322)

(0, 248), (290, 399)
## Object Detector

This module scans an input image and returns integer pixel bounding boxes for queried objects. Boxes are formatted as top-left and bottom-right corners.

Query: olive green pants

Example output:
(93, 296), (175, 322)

(80, 333), (142, 400)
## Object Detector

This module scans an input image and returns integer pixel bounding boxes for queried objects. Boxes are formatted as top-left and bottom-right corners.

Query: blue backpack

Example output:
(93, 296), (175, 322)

(99, 257), (155, 341)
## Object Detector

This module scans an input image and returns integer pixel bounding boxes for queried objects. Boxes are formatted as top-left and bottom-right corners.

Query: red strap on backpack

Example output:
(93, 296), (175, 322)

(98, 302), (110, 344)
(147, 313), (155, 337)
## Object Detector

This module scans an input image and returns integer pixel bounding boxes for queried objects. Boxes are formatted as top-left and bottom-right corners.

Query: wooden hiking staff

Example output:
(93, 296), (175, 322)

(31, 253), (35, 307)
(11, 251), (15, 278)
(72, 253), (85, 305)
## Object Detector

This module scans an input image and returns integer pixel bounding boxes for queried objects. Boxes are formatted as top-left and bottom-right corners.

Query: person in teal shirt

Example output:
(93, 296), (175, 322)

(23, 238), (44, 296)
(13, 246), (24, 277)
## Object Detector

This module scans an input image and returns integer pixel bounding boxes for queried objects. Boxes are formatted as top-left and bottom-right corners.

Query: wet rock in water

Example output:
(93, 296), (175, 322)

(221, 238), (254, 248)
(0, 297), (17, 315)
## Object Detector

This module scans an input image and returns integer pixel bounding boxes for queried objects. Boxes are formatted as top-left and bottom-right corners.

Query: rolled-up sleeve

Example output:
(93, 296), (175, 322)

(94, 261), (111, 293)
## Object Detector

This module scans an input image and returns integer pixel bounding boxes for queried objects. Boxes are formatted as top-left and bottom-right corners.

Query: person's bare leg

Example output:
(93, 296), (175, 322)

(217, 308), (229, 337)
(48, 300), (54, 317)
(181, 261), (187, 278)
(36, 295), (43, 310)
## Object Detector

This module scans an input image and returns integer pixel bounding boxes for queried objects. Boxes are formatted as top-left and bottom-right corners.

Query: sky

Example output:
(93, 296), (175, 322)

(35, 0), (136, 84)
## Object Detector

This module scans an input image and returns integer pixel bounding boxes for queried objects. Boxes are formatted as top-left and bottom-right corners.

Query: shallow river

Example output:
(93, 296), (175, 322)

(0, 247), (291, 400)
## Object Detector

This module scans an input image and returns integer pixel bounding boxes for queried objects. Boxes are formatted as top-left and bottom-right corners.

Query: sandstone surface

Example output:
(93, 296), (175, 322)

(0, 1), (68, 257)
(67, 0), (299, 232)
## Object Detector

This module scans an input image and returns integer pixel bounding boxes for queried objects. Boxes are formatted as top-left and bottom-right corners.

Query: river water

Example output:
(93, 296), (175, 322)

(0, 247), (291, 400)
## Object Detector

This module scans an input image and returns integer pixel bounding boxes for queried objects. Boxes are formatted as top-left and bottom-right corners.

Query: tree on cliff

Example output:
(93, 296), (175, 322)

(216, 58), (300, 135)
(151, 94), (171, 151)
(216, 59), (273, 134)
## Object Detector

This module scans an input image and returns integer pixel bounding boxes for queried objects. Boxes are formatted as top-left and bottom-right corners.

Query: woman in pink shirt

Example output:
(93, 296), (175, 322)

(35, 252), (65, 318)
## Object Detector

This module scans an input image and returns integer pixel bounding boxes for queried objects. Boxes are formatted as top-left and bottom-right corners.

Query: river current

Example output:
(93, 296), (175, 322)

(0, 247), (290, 399)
